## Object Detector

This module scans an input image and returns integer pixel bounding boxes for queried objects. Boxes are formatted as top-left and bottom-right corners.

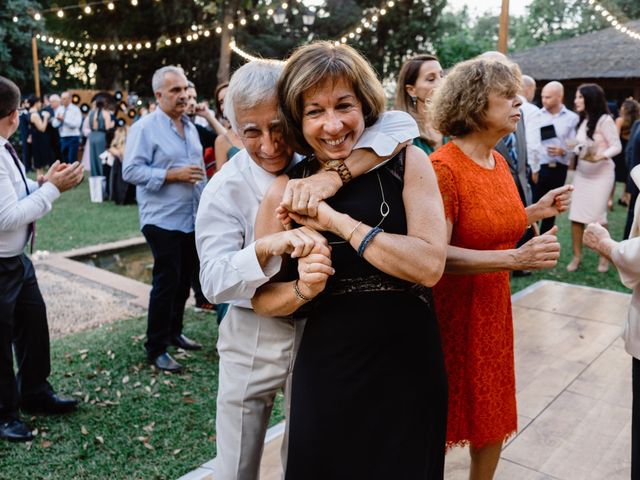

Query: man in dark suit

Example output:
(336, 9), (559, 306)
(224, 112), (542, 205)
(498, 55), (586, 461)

(0, 76), (83, 443)
(625, 120), (640, 239)
(496, 111), (532, 208)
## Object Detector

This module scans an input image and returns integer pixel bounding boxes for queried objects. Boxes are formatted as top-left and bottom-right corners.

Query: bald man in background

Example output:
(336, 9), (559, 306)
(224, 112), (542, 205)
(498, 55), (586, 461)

(534, 81), (579, 233)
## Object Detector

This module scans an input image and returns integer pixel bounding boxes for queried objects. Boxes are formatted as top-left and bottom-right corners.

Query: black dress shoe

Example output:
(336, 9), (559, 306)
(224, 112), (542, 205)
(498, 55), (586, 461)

(151, 352), (183, 372)
(21, 393), (78, 415)
(172, 334), (202, 351)
(0, 419), (34, 442)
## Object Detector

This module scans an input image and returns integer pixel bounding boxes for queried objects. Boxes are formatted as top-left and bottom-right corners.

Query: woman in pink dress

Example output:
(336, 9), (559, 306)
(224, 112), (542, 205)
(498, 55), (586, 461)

(567, 83), (622, 273)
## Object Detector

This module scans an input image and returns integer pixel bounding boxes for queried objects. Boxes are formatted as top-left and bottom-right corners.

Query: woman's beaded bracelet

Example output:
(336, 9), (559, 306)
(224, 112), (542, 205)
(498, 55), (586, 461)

(357, 227), (383, 257)
(294, 279), (312, 302)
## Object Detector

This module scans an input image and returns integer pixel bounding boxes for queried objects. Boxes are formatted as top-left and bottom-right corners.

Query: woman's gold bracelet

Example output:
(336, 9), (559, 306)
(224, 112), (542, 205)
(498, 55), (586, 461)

(345, 221), (363, 242)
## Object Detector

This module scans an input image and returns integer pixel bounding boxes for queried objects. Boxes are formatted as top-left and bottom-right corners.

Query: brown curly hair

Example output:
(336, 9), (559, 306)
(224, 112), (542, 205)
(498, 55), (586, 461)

(430, 58), (522, 137)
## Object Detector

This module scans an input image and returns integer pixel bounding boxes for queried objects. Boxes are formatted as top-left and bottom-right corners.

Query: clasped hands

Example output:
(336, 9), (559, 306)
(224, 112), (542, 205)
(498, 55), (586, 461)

(39, 161), (84, 193)
(273, 173), (344, 300)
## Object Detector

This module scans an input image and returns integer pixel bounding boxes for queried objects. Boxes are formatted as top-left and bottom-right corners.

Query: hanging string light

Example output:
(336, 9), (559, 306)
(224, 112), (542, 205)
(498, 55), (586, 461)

(24, 0), (127, 21)
(229, 40), (261, 62)
(587, 0), (640, 40)
(230, 0), (398, 61)
(33, 1), (300, 55)
(34, 0), (398, 59)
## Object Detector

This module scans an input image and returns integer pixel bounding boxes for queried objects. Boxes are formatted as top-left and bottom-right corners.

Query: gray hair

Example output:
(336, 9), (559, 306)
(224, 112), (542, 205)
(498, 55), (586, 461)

(224, 59), (284, 132)
(152, 65), (185, 93)
(49, 94), (61, 103)
(522, 75), (536, 89)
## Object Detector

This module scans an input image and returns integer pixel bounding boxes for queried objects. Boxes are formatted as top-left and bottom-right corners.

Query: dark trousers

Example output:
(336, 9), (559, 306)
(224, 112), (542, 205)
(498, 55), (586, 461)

(142, 225), (199, 359)
(534, 163), (568, 233)
(21, 142), (32, 172)
(633, 358), (640, 479)
(60, 136), (80, 164)
(625, 193), (638, 240)
(0, 255), (52, 421)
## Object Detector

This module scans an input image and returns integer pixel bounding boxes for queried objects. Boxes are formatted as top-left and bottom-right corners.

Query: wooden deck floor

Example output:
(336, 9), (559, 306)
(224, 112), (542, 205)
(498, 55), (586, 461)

(257, 280), (633, 480)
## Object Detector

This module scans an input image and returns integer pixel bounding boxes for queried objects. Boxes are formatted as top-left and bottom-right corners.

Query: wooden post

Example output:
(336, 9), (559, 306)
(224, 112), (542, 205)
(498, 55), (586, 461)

(31, 37), (41, 98)
(498, 0), (510, 54)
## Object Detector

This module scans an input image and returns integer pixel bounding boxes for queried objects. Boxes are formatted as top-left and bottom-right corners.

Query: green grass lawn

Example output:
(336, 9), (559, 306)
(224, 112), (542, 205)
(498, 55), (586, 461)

(33, 172), (141, 253)
(0, 310), (285, 479)
(511, 182), (631, 294)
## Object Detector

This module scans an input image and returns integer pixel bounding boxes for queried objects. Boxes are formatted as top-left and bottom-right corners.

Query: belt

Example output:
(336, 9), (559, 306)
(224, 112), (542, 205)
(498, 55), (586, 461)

(329, 273), (433, 307)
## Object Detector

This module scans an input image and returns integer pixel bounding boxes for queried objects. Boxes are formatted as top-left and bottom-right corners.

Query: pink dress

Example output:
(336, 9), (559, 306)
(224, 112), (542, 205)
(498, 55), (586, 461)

(569, 114), (622, 224)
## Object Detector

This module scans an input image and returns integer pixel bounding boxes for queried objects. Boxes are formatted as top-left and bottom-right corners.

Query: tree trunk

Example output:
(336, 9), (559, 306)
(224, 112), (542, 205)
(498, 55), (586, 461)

(216, 0), (239, 85)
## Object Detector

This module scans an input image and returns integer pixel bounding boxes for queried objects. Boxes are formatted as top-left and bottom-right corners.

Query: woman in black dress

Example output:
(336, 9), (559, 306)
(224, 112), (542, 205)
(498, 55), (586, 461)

(27, 95), (54, 178)
(253, 42), (448, 479)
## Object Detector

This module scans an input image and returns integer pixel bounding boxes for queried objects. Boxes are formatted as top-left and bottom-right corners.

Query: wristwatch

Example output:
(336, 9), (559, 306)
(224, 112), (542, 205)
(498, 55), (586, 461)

(323, 159), (352, 185)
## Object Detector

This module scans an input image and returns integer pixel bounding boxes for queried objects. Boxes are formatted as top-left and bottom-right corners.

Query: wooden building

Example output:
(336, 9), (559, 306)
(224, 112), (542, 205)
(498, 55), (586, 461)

(509, 20), (640, 106)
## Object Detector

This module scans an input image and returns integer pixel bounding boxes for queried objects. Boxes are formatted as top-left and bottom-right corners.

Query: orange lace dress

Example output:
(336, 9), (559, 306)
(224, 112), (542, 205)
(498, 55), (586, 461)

(430, 141), (528, 449)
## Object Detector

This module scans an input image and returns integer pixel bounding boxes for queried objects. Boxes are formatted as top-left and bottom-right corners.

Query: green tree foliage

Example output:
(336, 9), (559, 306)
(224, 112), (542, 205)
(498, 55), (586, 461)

(432, 8), (498, 68)
(7, 0), (639, 98)
(350, 0), (447, 80)
(0, 0), (55, 94)
(40, 0), (219, 96)
(512, 0), (640, 49)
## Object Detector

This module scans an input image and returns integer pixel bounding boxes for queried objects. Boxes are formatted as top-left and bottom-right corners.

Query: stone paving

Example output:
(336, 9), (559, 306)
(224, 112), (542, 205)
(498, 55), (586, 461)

(36, 262), (145, 339)
(32, 237), (150, 339)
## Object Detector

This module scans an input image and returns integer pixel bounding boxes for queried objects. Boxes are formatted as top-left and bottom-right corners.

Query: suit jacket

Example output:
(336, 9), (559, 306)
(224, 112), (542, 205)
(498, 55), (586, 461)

(495, 110), (532, 206)
(626, 120), (640, 195)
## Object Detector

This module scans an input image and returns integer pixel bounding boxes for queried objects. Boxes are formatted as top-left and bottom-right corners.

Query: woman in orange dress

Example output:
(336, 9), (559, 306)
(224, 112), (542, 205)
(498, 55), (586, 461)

(429, 58), (573, 479)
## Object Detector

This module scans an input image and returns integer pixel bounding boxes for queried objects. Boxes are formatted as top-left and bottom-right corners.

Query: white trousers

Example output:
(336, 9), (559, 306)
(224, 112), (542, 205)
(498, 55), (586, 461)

(213, 306), (300, 480)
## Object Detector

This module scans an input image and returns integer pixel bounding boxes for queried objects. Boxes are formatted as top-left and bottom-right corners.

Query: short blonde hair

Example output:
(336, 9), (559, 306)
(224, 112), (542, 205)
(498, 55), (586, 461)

(278, 41), (386, 154)
(430, 58), (522, 137)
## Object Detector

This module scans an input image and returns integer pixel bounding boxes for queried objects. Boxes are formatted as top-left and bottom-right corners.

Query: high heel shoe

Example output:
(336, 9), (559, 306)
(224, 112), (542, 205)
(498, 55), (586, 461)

(597, 257), (609, 273)
(566, 256), (581, 272)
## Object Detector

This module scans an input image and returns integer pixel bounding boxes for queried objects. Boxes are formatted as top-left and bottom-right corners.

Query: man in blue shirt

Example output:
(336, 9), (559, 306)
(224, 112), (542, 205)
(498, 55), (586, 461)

(123, 66), (206, 372)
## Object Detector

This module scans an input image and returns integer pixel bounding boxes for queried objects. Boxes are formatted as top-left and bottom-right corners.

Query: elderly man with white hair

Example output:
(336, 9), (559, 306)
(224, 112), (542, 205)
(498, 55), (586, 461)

(52, 92), (82, 164)
(195, 59), (417, 480)
(124, 66), (207, 372)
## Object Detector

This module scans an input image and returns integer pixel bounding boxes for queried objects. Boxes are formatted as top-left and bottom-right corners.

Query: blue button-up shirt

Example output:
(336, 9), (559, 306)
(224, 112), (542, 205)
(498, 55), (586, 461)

(123, 108), (204, 233)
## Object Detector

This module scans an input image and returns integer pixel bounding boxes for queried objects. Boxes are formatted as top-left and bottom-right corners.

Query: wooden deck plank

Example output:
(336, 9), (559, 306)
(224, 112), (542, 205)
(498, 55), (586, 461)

(513, 281), (630, 325)
(502, 390), (631, 479)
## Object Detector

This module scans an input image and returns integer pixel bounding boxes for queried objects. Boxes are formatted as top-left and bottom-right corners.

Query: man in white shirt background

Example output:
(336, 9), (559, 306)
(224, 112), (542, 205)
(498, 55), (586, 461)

(52, 91), (83, 165)
(0, 76), (84, 443)
(533, 80), (579, 233)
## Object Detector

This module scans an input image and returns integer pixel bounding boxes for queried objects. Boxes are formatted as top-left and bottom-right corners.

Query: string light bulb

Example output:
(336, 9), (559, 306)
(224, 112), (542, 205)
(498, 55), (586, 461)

(34, 12), (42, 20)
(57, 9), (64, 18)
(588, 0), (640, 41)
(84, 6), (91, 14)
(107, 2), (115, 10)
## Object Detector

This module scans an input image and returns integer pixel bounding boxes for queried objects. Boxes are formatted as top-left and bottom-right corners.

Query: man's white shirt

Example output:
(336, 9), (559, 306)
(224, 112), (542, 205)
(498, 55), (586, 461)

(0, 136), (60, 257)
(52, 104), (83, 137)
(535, 105), (580, 169)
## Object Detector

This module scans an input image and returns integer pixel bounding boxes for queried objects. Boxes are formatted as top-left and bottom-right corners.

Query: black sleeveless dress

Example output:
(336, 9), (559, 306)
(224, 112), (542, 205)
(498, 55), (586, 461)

(30, 112), (54, 169)
(284, 151), (448, 479)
